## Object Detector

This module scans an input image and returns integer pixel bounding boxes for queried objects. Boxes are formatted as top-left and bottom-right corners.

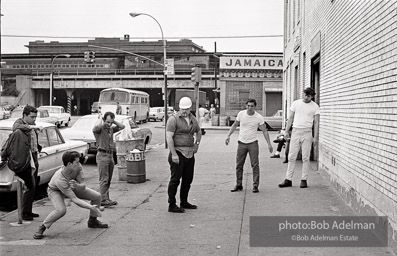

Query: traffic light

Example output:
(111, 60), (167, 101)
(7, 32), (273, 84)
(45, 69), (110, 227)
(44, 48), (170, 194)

(84, 51), (95, 63)
(191, 67), (202, 83)
(84, 51), (90, 62)
(89, 51), (95, 62)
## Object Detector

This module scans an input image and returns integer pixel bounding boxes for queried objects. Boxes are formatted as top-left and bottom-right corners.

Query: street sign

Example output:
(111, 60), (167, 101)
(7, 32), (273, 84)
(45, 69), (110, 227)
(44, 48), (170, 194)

(164, 58), (174, 75)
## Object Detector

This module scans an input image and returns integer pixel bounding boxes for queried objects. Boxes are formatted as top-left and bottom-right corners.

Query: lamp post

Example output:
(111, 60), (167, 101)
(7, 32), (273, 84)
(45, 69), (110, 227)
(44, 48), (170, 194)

(50, 54), (70, 106)
(129, 12), (168, 148)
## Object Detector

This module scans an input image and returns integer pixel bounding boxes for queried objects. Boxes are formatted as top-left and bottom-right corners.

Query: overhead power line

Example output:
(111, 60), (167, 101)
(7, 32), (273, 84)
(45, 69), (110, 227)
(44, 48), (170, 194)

(2, 34), (283, 39)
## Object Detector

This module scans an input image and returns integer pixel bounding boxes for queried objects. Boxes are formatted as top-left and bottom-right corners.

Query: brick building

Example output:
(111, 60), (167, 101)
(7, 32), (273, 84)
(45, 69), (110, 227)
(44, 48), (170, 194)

(283, 0), (396, 250)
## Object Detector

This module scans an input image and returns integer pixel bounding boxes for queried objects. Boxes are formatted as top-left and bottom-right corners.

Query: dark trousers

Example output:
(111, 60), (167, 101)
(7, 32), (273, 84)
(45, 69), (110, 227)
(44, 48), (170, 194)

(236, 140), (259, 187)
(15, 152), (39, 215)
(276, 139), (290, 159)
(167, 151), (195, 205)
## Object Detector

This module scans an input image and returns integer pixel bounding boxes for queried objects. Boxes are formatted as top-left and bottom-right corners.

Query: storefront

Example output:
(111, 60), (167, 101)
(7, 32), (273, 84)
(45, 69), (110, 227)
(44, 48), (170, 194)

(217, 54), (283, 118)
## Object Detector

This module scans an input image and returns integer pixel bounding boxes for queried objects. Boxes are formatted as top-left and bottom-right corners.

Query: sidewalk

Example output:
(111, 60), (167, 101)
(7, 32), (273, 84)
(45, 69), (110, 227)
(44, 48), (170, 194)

(0, 131), (395, 256)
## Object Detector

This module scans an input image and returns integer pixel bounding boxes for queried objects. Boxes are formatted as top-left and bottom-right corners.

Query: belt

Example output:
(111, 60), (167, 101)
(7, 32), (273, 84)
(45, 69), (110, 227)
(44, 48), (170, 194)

(98, 149), (113, 154)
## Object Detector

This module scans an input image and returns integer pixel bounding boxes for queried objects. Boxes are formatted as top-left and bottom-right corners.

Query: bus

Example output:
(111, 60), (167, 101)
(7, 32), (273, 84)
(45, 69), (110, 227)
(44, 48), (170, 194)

(98, 88), (150, 123)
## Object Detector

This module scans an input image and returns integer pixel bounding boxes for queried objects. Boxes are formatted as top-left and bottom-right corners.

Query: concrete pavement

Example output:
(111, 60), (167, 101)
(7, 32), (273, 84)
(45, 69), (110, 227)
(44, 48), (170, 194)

(0, 131), (395, 256)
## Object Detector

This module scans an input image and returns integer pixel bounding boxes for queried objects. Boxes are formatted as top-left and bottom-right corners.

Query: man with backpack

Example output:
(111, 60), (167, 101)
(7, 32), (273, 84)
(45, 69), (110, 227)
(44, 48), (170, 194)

(1, 105), (42, 220)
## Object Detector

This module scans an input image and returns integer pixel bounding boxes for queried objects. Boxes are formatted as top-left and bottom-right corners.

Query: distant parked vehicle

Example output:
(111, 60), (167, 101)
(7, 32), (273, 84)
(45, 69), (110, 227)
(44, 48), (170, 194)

(10, 108), (58, 125)
(38, 106), (71, 128)
(0, 106), (10, 119)
(263, 110), (283, 130)
(61, 114), (152, 156)
(91, 102), (99, 113)
(149, 106), (174, 122)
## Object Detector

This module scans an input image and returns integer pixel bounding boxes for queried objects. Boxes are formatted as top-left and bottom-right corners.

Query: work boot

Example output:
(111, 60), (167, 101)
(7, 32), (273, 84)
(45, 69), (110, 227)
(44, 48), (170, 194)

(270, 154), (280, 158)
(252, 186), (259, 193)
(300, 180), (308, 188)
(180, 202), (197, 209)
(88, 218), (109, 228)
(168, 204), (185, 213)
(33, 224), (46, 239)
(278, 179), (292, 188)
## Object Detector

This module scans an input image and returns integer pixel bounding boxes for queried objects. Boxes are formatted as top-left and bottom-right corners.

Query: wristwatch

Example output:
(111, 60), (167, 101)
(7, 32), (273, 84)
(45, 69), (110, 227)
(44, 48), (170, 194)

(196, 141), (200, 145)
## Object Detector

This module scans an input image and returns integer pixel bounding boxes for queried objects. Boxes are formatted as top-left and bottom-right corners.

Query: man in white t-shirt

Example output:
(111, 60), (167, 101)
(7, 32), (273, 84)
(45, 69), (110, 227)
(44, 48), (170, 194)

(225, 99), (273, 193)
(279, 87), (320, 188)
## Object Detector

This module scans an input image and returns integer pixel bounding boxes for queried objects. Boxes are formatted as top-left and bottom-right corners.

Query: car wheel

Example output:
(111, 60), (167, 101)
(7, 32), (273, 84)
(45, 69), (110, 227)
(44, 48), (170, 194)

(65, 122), (69, 127)
(57, 123), (61, 128)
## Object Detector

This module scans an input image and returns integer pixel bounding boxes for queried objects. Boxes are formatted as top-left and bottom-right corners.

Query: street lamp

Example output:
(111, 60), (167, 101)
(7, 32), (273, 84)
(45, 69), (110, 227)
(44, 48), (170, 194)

(50, 54), (70, 106)
(129, 12), (168, 148)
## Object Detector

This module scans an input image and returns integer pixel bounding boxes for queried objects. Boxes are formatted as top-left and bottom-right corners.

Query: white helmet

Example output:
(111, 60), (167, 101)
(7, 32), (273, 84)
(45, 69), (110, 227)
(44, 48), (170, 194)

(179, 97), (192, 109)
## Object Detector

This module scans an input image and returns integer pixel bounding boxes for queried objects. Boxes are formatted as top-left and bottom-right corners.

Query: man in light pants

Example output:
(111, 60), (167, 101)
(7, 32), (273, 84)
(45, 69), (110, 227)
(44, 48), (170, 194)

(279, 87), (319, 188)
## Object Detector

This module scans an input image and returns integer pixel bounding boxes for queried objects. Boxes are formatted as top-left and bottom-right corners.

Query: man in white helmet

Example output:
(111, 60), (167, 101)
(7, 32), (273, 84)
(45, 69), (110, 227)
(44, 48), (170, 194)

(166, 96), (202, 213)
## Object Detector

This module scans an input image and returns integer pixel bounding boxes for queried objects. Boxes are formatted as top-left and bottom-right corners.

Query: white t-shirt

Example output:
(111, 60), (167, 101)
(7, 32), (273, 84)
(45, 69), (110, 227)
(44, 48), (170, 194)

(290, 99), (320, 129)
(236, 110), (264, 143)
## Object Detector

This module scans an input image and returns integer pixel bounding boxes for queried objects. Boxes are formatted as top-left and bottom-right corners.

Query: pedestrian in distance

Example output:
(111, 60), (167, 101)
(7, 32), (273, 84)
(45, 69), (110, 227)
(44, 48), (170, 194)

(1, 105), (42, 221)
(279, 87), (320, 189)
(198, 104), (209, 135)
(116, 102), (122, 115)
(92, 112), (125, 207)
(225, 98), (273, 193)
(270, 120), (292, 163)
(166, 97), (202, 213)
(209, 104), (216, 119)
(33, 151), (107, 239)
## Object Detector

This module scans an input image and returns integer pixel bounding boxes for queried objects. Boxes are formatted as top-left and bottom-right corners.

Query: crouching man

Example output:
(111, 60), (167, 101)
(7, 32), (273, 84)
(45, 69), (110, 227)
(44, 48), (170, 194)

(34, 151), (108, 239)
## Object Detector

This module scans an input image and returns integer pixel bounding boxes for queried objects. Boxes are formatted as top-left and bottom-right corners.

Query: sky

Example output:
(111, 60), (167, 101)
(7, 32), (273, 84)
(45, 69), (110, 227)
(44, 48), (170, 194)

(1, 0), (284, 54)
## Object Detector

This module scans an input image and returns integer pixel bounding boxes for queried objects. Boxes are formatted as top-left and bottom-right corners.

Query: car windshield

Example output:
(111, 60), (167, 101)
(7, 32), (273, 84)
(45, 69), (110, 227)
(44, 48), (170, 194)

(40, 107), (60, 113)
(11, 110), (23, 118)
(72, 117), (98, 129)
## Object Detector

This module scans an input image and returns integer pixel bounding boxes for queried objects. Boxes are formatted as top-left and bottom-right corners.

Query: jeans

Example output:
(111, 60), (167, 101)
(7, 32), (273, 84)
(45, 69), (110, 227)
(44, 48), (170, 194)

(167, 151), (195, 205)
(43, 186), (101, 228)
(96, 151), (114, 201)
(235, 140), (260, 187)
(16, 152), (39, 215)
(286, 128), (313, 180)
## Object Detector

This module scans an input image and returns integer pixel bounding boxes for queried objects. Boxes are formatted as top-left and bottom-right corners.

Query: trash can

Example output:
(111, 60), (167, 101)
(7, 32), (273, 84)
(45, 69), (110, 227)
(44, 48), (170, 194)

(211, 114), (219, 126)
(126, 150), (146, 183)
(115, 138), (145, 181)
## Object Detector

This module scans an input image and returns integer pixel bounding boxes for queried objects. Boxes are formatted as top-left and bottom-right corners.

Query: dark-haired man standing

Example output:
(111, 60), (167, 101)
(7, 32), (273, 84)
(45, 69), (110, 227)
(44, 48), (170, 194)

(1, 105), (42, 221)
(226, 99), (273, 193)
(279, 87), (320, 188)
(93, 112), (124, 207)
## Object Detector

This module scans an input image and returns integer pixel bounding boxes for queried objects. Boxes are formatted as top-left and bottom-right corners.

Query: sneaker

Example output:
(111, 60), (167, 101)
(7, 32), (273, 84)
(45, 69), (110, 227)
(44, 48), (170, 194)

(230, 185), (243, 192)
(33, 225), (46, 239)
(168, 204), (185, 213)
(278, 179), (292, 188)
(270, 154), (280, 158)
(101, 200), (118, 207)
(88, 219), (109, 228)
(180, 202), (197, 209)
(300, 180), (308, 188)
(252, 186), (259, 193)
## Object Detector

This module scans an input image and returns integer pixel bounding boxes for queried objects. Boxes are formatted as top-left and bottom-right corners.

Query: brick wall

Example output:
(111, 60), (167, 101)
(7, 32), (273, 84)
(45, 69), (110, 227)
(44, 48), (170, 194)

(284, 0), (397, 250)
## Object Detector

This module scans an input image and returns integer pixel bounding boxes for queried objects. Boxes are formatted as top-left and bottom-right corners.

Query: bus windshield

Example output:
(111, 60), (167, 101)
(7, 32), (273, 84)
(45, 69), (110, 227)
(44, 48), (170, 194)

(100, 91), (129, 103)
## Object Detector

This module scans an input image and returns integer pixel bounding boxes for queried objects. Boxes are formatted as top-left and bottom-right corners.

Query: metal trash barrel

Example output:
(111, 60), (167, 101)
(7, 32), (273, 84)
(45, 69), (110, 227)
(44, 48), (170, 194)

(115, 138), (144, 181)
(126, 150), (146, 183)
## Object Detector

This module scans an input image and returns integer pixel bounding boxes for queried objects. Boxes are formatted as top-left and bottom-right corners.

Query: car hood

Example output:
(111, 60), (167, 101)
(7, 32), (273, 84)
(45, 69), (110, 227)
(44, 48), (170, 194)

(61, 129), (95, 142)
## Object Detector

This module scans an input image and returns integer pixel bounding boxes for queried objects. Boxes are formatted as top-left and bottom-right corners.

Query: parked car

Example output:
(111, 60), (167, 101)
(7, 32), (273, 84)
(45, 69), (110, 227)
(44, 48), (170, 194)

(149, 106), (174, 122)
(38, 106), (71, 128)
(10, 108), (58, 125)
(91, 102), (99, 114)
(0, 120), (88, 193)
(263, 110), (283, 130)
(61, 114), (152, 156)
